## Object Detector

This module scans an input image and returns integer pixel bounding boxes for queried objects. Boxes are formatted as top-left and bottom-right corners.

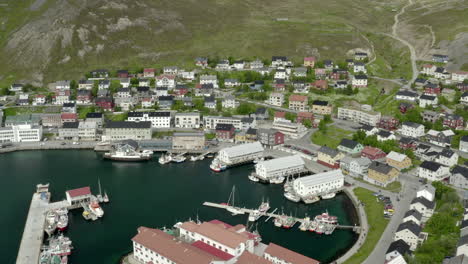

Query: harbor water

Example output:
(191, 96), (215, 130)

(3, 150), (358, 263)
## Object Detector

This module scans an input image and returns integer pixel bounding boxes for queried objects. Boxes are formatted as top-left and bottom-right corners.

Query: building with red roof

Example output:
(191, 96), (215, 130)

(65, 186), (92, 206)
(303, 56), (316, 67)
(297, 112), (314, 124)
(61, 113), (77, 124)
(361, 146), (387, 160)
(143, 68), (156, 78)
(289, 94), (309, 111)
(264, 243), (320, 264)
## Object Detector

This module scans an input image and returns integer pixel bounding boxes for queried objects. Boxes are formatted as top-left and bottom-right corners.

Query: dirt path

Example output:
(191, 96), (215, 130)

(388, 0), (418, 86)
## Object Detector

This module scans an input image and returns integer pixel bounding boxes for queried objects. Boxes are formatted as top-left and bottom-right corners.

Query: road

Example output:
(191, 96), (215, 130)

(237, 98), (298, 114)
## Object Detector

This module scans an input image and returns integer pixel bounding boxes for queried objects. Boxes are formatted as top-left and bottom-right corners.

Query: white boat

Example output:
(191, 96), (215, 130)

(190, 156), (197, 161)
(321, 192), (336, 199)
(103, 141), (153, 161)
(225, 186), (245, 215)
(158, 154), (172, 164)
(303, 196), (320, 204)
(284, 192), (300, 202)
(172, 155), (186, 163)
(258, 201), (270, 213)
(103, 191), (109, 203)
(88, 199), (104, 218)
(56, 208), (68, 232)
(45, 211), (58, 236)
(270, 177), (285, 184)
(210, 159), (227, 172)
(248, 174), (259, 182)
(248, 210), (261, 222)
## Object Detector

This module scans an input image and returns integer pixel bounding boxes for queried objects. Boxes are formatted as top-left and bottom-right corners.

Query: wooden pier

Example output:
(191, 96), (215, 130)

(202, 201), (360, 233)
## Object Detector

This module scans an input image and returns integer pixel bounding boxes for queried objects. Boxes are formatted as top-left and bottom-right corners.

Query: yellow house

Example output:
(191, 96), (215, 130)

(312, 100), (333, 115)
(235, 132), (247, 143)
(364, 161), (399, 187)
(386, 151), (412, 170)
(317, 146), (345, 169)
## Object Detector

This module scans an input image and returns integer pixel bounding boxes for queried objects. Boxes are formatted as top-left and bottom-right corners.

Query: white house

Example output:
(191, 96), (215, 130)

(178, 70), (196, 81)
(460, 136), (468, 152)
(377, 130), (396, 142)
(421, 64), (436, 75)
(352, 75), (368, 87)
(120, 78), (130, 88)
(232, 61), (245, 70)
(416, 185), (435, 202)
(419, 94), (438, 108)
(353, 62), (367, 74)
(410, 196), (435, 221)
(224, 78), (240, 87)
(418, 160), (450, 181)
(156, 75), (176, 89)
(457, 235), (468, 257)
(293, 170), (344, 197)
(127, 111), (171, 128)
(435, 148), (458, 167)
(461, 92), (468, 105)
(393, 221), (422, 250)
(9, 83), (23, 92)
(402, 209), (422, 226)
(340, 156), (372, 177)
(174, 112), (201, 129)
(222, 96), (239, 109)
(396, 90), (418, 102)
(163, 66), (178, 75)
(274, 69), (287, 80)
(138, 78), (150, 87)
(267, 93), (284, 107)
(401, 122), (425, 138)
(33, 95), (46, 106)
(98, 80), (110, 90)
(452, 71), (468, 82)
(200, 75), (219, 89)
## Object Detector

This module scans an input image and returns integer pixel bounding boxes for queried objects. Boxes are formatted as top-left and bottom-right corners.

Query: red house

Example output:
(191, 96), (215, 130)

(399, 137), (417, 150)
(143, 68), (155, 78)
(95, 97), (114, 111)
(215, 124), (235, 141)
(303, 56), (316, 67)
(117, 70), (129, 78)
(399, 102), (414, 114)
(312, 80), (328, 90)
(315, 68), (327, 79)
(296, 112), (314, 123)
(443, 114), (464, 130)
(61, 113), (77, 124)
(424, 83), (441, 95)
(174, 87), (189, 97)
(361, 146), (386, 160)
(377, 116), (399, 130)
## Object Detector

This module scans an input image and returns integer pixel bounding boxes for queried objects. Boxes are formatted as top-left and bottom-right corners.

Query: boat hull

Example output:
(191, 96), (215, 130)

(103, 154), (151, 162)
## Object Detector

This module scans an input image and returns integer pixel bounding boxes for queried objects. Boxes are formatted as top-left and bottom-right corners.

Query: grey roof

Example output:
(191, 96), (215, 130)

(127, 111), (170, 117)
(369, 161), (395, 175)
(360, 124), (375, 132)
(354, 74), (367, 80)
(462, 135), (468, 142)
(246, 128), (257, 135)
(452, 166), (468, 179)
(404, 209), (422, 221)
(339, 138), (360, 149)
(396, 221), (421, 236)
(318, 146), (340, 157)
(119, 139), (139, 150)
(397, 90), (418, 97)
(440, 148), (455, 158)
(312, 100), (328, 106)
(216, 123), (234, 131)
(417, 184), (435, 196)
(62, 122), (79, 129)
(106, 121), (151, 129)
(420, 160), (443, 172)
(256, 155), (305, 173)
(378, 130), (392, 138)
(220, 142), (264, 158)
(420, 94), (436, 100)
(411, 196), (435, 209)
(86, 112), (103, 118)
(386, 239), (411, 256)
(459, 235), (468, 247)
(159, 95), (174, 101)
(443, 255), (468, 264)
(295, 170), (344, 187)
(400, 137), (416, 144)
(462, 220), (468, 229)
(402, 121), (423, 128)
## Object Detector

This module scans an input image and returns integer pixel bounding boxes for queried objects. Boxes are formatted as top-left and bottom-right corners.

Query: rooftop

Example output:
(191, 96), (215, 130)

(264, 243), (320, 264)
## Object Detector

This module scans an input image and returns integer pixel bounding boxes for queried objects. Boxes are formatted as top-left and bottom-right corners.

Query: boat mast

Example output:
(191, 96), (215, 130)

(98, 177), (102, 196)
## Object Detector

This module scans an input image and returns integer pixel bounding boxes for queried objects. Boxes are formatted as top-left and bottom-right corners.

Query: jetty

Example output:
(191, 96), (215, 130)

(191, 151), (212, 161)
(202, 201), (361, 233)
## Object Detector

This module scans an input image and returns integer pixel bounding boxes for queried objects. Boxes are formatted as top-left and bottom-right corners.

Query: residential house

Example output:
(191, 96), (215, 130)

(241, 117), (256, 131)
(62, 102), (76, 113)
(426, 129), (454, 147)
(178, 70), (196, 80)
(317, 146), (345, 169)
(461, 92), (468, 105)
(232, 60), (245, 70)
(116, 88), (131, 98)
(330, 69), (348, 80)
(293, 81), (309, 93)
(78, 79), (94, 90)
(396, 90), (418, 102)
(337, 106), (381, 126)
(352, 75), (368, 87)
(315, 68), (327, 79)
(156, 74), (176, 89)
(195, 84), (214, 97)
(195, 57), (208, 68)
(378, 116), (399, 131)
(55, 80), (71, 90)
(158, 95), (174, 109)
(457, 235), (468, 258)
(251, 80), (265, 91)
(377, 130), (396, 142)
(53, 90), (71, 105)
(163, 66), (178, 75)
(272, 120), (307, 139)
(443, 114), (464, 130)
(303, 56), (316, 67)
(17, 94), (29, 106)
(340, 156), (372, 177)
(434, 67), (451, 79)
(424, 82), (440, 95)
(174, 84), (189, 98)
(250, 59), (264, 69)
(267, 93), (285, 107)
(410, 196), (435, 221)
(401, 122), (425, 138)
(416, 185), (436, 202)
(337, 139), (364, 155)
(365, 161), (399, 187)
(460, 136), (468, 152)
(394, 221), (423, 250)
(274, 69), (287, 80)
(311, 100), (332, 115)
(403, 209), (423, 226)
(85, 113), (104, 127)
(296, 112), (314, 124)
(117, 70), (129, 78)
(399, 137), (418, 150)
(33, 94), (46, 106)
(324, 60), (333, 70)
(215, 124), (235, 142)
(174, 112), (200, 129)
(436, 149), (458, 167)
(399, 102), (414, 114)
(386, 240), (411, 264)
(98, 80), (110, 90)
(452, 71), (468, 82)
(127, 111), (171, 128)
(432, 54), (449, 63)
(419, 94), (438, 108)
(312, 79), (328, 90)
(418, 160), (450, 181)
(450, 165), (468, 189)
(421, 64), (437, 75)
(289, 94), (308, 111)
(9, 83), (23, 92)
(257, 129), (284, 148)
(335, 80), (348, 89)
(200, 75), (218, 88)
(143, 68), (155, 78)
(353, 62), (367, 73)
(361, 146), (387, 160)
(271, 56), (292, 68)
(204, 95), (216, 109)
(95, 97), (114, 111)
(360, 125), (379, 136)
(415, 78), (427, 87)
(355, 52), (368, 60)
(245, 128), (257, 142)
(386, 151), (412, 170)
(224, 78), (240, 87)
(61, 113), (77, 124)
(138, 78), (150, 87)
(58, 122), (79, 140)
(222, 96), (238, 109)
(155, 87), (169, 97)
(422, 110), (440, 123)
(76, 89), (92, 105)
(274, 112), (287, 123)
(215, 59), (230, 70)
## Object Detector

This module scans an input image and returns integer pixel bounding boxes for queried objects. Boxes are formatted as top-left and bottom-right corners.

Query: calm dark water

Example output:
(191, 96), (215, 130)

(3, 150), (358, 263)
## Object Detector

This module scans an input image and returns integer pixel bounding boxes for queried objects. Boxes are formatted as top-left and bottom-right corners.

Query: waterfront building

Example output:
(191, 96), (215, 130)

(340, 156), (372, 177)
(85, 112), (104, 127)
(337, 139), (363, 155)
(0, 124), (43, 143)
(393, 221), (423, 251)
(172, 132), (205, 151)
(217, 142), (264, 164)
(58, 122), (79, 140)
(337, 106), (381, 126)
(65, 186), (92, 207)
(272, 120), (307, 139)
(176, 220), (256, 257)
(40, 114), (62, 127)
(292, 170), (344, 197)
(4, 114), (41, 127)
(410, 196), (435, 222)
(364, 161), (399, 187)
(127, 111), (172, 128)
(203, 116), (243, 130)
(386, 151), (412, 170)
(317, 146), (344, 169)
(418, 161), (449, 181)
(216, 124), (235, 142)
(255, 155), (305, 181)
(78, 121), (98, 141)
(104, 121), (152, 141)
(256, 128), (284, 148)
(61, 113), (78, 124)
(263, 243), (320, 264)
(174, 112), (201, 129)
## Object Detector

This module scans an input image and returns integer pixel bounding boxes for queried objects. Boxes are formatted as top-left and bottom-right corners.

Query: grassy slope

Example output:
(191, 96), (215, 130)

(310, 125), (353, 148)
(0, 0), (411, 86)
(344, 187), (389, 264)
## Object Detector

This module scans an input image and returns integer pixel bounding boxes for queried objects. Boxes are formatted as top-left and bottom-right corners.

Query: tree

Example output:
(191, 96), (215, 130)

(433, 118), (444, 131)
(130, 77), (139, 86)
(323, 114), (332, 123)
(285, 112), (296, 122)
(353, 130), (366, 142)
(303, 119), (312, 128)
(318, 119), (327, 133)
(216, 99), (222, 112)
(236, 103), (256, 115)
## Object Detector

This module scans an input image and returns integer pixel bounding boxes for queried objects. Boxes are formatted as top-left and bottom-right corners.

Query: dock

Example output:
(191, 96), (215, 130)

(203, 202), (360, 233)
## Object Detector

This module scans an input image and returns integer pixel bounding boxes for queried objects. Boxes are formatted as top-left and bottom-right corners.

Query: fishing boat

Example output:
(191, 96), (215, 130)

(315, 224), (325, 234)
(321, 192), (336, 199)
(302, 196), (320, 204)
(282, 216), (296, 229)
(314, 211), (338, 225)
(225, 186), (244, 215)
(61, 256), (68, 264)
(210, 159), (227, 172)
(158, 153), (172, 164)
(82, 210), (91, 220)
(190, 156), (197, 161)
(48, 234), (73, 256)
(103, 140), (153, 161)
(88, 199), (104, 218)
(284, 192), (300, 202)
(248, 174), (259, 182)
(56, 209), (68, 232)
(248, 210), (261, 222)
(258, 201), (270, 213)
(299, 217), (310, 231)
(308, 220), (318, 232)
(171, 155), (186, 163)
(270, 177), (285, 184)
(273, 216), (284, 227)
(45, 210), (58, 236)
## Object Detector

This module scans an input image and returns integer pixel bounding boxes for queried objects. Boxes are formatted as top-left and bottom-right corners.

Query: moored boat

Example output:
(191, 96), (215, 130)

(270, 177), (285, 184)
(171, 155), (186, 163)
(284, 192), (300, 202)
(88, 199), (104, 218)
(321, 192), (336, 199)
(302, 196), (320, 204)
(248, 174), (259, 182)
(210, 159), (227, 172)
(56, 209), (68, 232)
(158, 154), (172, 164)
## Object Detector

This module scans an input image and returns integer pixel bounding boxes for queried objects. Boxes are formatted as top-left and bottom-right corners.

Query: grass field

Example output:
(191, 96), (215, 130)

(344, 187), (390, 264)
(310, 125), (353, 148)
